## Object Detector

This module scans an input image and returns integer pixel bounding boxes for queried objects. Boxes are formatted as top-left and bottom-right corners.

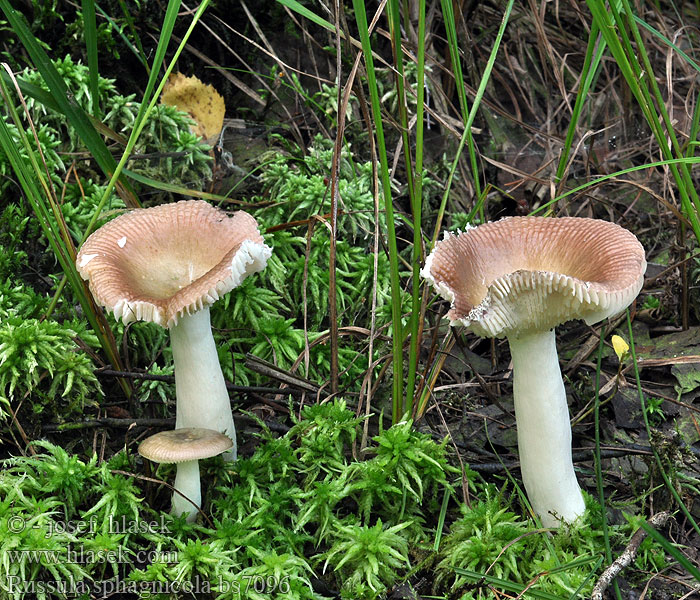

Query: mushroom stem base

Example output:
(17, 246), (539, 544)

(170, 307), (236, 460)
(172, 460), (201, 522)
(508, 329), (586, 527)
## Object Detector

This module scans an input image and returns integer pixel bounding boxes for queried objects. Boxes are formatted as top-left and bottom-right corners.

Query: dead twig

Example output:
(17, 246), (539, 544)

(97, 368), (304, 396)
(591, 511), (671, 600)
(112, 469), (215, 529)
(43, 418), (175, 432)
(244, 354), (320, 393)
(42, 415), (291, 435)
(467, 444), (655, 474)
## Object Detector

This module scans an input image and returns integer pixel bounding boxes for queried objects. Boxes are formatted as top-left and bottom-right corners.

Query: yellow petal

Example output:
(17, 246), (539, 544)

(611, 335), (629, 361)
(161, 72), (225, 143)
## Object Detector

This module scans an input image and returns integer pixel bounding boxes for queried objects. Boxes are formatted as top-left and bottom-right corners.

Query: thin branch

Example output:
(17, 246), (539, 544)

(591, 511), (671, 600)
(98, 368), (304, 396)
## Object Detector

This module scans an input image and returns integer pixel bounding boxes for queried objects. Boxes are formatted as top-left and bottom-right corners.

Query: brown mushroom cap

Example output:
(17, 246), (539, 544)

(138, 428), (233, 463)
(76, 200), (271, 327)
(422, 217), (646, 338)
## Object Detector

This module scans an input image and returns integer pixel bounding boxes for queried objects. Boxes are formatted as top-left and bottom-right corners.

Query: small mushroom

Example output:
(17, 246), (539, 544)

(138, 427), (233, 522)
(422, 216), (646, 527)
(76, 200), (271, 459)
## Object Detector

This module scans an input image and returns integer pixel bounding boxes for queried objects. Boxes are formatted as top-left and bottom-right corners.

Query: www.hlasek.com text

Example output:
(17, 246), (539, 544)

(5, 545), (177, 566)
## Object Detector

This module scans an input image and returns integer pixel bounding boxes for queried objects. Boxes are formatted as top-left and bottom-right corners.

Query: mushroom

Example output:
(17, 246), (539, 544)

(138, 428), (233, 521)
(76, 200), (271, 459)
(422, 216), (646, 527)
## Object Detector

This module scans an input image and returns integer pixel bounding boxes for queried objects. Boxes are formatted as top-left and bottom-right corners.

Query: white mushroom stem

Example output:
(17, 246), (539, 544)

(170, 307), (237, 460)
(508, 328), (586, 527)
(171, 460), (201, 522)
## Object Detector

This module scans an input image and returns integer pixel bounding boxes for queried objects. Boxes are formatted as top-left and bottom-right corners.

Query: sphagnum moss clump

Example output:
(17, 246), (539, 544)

(0, 397), (668, 599)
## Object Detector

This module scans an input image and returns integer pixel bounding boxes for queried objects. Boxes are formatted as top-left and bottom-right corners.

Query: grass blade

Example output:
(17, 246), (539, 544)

(275, 0), (336, 33)
(82, 0), (100, 118)
(406, 0), (427, 417)
(439, 0), (482, 208)
(0, 72), (59, 111)
(535, 156), (700, 214)
(82, 0), (211, 242)
(352, 0), (405, 421)
(639, 521), (700, 581)
(0, 68), (130, 396)
(632, 14), (700, 73)
(585, 0), (700, 244)
(453, 558), (600, 600)
(386, 0), (420, 414)
(626, 310), (700, 538)
(0, 0), (138, 207)
(593, 323), (622, 600)
(554, 21), (605, 188)
(430, 0), (516, 243)
(111, 0), (150, 72)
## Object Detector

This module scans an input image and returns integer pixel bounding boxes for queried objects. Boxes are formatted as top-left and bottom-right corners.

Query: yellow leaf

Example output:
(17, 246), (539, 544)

(160, 72), (225, 143)
(611, 335), (629, 362)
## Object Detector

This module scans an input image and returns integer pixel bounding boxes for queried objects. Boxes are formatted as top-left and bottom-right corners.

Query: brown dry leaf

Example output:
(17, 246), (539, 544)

(161, 72), (225, 143)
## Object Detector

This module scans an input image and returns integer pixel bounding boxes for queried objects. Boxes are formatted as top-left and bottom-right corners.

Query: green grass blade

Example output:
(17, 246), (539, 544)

(554, 21), (605, 186)
(567, 556), (605, 600)
(0, 71), (129, 396)
(620, 0), (700, 222)
(433, 485), (451, 552)
(275, 0), (335, 33)
(639, 521), (700, 581)
(83, 0), (212, 243)
(111, 0), (150, 72)
(535, 155), (700, 214)
(626, 311), (700, 538)
(632, 11), (700, 155)
(1, 67), (130, 145)
(453, 561), (599, 600)
(439, 0), (482, 208)
(431, 124), (472, 245)
(439, 0), (467, 122)
(407, 0), (427, 416)
(593, 325), (609, 548)
(585, 0), (700, 244)
(0, 81), (68, 260)
(593, 324), (622, 600)
(352, 0), (404, 421)
(82, 0), (99, 118)
(124, 0), (182, 143)
(688, 99), (700, 158)
(0, 72), (59, 111)
(386, 0), (420, 414)
(546, 555), (602, 574)
(0, 1), (138, 206)
(122, 168), (253, 206)
(430, 0), (515, 244)
(632, 15), (700, 73)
